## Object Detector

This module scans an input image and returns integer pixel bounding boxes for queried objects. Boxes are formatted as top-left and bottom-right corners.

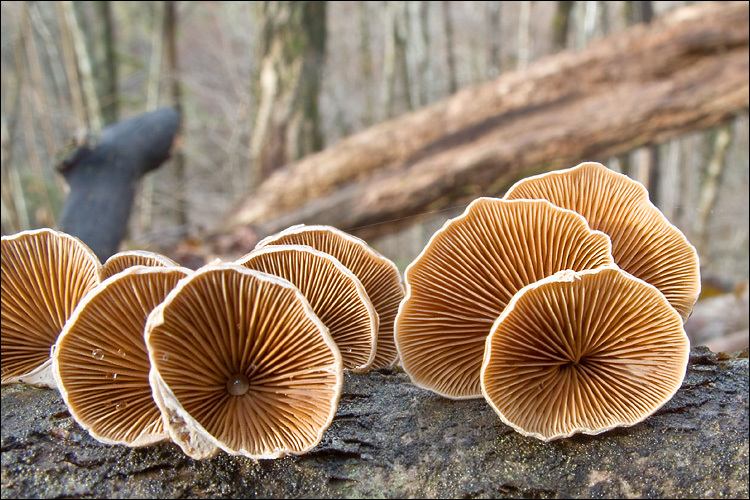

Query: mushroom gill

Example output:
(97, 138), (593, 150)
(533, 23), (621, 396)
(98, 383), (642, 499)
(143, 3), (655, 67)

(480, 266), (690, 441)
(145, 264), (343, 460)
(394, 198), (614, 400)
(2, 228), (102, 388)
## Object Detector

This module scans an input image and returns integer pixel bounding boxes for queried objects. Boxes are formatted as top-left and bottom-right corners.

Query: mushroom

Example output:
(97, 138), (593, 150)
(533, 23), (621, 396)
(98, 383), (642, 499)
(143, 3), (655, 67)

(480, 266), (690, 441)
(145, 264), (343, 460)
(51, 265), (191, 447)
(235, 245), (378, 373)
(1, 228), (101, 388)
(256, 224), (404, 368)
(101, 250), (179, 280)
(503, 161), (700, 322)
(395, 198), (614, 399)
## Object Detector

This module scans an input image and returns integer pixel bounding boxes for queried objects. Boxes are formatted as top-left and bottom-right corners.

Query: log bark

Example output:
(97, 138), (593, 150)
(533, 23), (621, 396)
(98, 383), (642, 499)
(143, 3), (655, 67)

(217, 1), (749, 243)
(1, 347), (747, 498)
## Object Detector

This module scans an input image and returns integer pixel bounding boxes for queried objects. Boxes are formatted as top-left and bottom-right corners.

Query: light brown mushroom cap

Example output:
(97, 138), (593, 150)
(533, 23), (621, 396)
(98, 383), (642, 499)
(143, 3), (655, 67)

(2, 228), (102, 388)
(503, 161), (700, 322)
(480, 266), (690, 441)
(101, 250), (179, 280)
(51, 265), (191, 447)
(256, 224), (404, 368)
(395, 198), (614, 400)
(235, 245), (378, 373)
(145, 264), (343, 460)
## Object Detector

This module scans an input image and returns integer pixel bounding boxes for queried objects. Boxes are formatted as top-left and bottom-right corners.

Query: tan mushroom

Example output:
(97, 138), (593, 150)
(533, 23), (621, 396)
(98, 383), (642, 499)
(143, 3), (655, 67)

(256, 224), (404, 368)
(101, 250), (179, 280)
(236, 245), (378, 373)
(481, 266), (690, 441)
(145, 264), (342, 460)
(1, 228), (101, 388)
(51, 265), (191, 447)
(395, 198), (614, 399)
(503, 161), (700, 322)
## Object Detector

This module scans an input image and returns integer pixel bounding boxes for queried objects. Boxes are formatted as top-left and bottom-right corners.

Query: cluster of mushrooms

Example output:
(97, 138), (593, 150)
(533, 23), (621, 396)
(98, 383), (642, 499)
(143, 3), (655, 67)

(1, 161), (701, 459)
(394, 161), (700, 441)
(1, 225), (405, 459)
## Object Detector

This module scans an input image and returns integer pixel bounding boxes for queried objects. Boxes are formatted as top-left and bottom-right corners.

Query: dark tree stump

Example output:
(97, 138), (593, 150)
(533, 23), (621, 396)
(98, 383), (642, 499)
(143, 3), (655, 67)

(56, 108), (180, 261)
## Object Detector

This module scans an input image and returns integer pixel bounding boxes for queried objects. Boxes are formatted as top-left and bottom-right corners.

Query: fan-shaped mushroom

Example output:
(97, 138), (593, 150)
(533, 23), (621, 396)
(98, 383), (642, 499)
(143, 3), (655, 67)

(101, 250), (179, 280)
(145, 264), (342, 460)
(256, 224), (404, 368)
(51, 265), (191, 447)
(503, 161), (700, 322)
(2, 228), (101, 388)
(395, 198), (614, 399)
(236, 245), (378, 373)
(481, 266), (690, 441)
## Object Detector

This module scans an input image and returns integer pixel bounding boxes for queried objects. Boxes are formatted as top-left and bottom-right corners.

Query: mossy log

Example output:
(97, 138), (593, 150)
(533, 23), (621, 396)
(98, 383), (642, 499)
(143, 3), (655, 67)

(1, 347), (747, 498)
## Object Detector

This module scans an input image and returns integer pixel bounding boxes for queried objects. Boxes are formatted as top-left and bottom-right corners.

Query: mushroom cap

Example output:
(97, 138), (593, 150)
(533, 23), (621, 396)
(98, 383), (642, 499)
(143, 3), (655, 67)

(145, 264), (343, 460)
(256, 224), (404, 368)
(101, 250), (179, 280)
(480, 266), (690, 441)
(2, 228), (102, 388)
(395, 198), (614, 399)
(235, 245), (378, 373)
(503, 161), (700, 322)
(51, 265), (191, 447)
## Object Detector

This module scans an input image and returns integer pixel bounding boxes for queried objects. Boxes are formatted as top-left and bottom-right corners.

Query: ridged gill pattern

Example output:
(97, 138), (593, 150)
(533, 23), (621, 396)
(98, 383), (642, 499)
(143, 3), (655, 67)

(53, 267), (188, 446)
(146, 266), (341, 459)
(395, 199), (614, 399)
(504, 162), (700, 322)
(1, 229), (101, 384)
(257, 225), (404, 368)
(481, 267), (690, 441)
(237, 245), (377, 372)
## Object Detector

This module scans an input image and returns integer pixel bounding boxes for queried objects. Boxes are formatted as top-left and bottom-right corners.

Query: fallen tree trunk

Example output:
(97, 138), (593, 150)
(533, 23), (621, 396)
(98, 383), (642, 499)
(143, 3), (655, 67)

(217, 1), (749, 243)
(1, 347), (747, 498)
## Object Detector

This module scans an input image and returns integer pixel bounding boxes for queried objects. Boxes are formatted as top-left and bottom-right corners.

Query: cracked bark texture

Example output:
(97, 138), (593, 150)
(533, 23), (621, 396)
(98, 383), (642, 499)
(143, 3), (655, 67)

(1, 347), (748, 498)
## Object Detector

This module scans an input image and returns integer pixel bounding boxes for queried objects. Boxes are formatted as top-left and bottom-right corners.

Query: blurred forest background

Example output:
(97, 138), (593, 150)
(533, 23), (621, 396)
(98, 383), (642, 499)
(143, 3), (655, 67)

(1, 1), (748, 351)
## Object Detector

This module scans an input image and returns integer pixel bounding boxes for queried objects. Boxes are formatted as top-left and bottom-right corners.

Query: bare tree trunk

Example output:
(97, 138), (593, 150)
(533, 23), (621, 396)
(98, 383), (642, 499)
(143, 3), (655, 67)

(0, 85), (28, 233)
(249, 1), (326, 184)
(21, 2), (57, 157)
(358, 1), (375, 126)
(517, 1), (532, 70)
(56, 1), (87, 130)
(215, 1), (749, 243)
(98, 1), (118, 125)
(695, 122), (733, 261)
(597, 0), (609, 36)
(407, 1), (430, 108)
(583, 1), (598, 44)
(29, 3), (67, 109)
(487, 1), (502, 77)
(140, 1), (167, 236)
(395, 1), (412, 112)
(164, 0), (188, 235)
(60, 0), (102, 132)
(14, 13), (55, 228)
(146, 2), (165, 111)
(659, 138), (682, 222)
(382, 1), (412, 118)
(552, 1), (574, 52)
(382, 1), (397, 120)
(441, 1), (457, 95)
